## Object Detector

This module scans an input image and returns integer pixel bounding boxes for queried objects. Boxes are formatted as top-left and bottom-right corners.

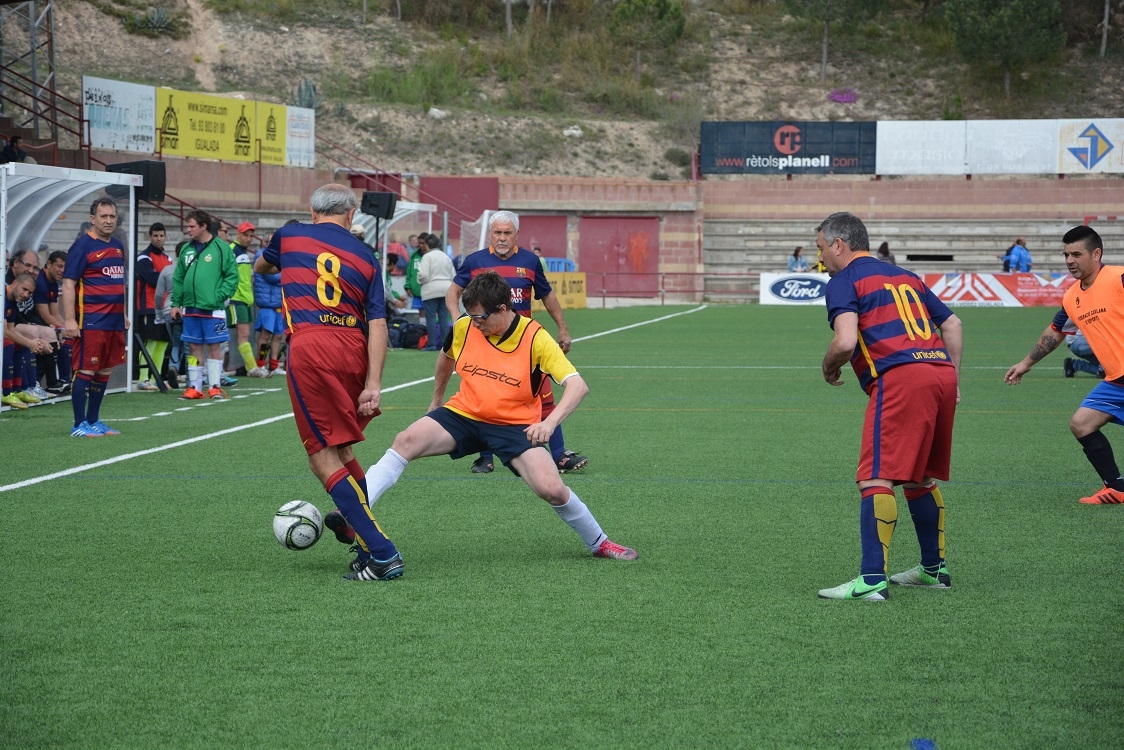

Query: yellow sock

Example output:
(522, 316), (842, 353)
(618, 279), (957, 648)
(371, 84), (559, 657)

(238, 341), (258, 370)
(873, 491), (898, 575)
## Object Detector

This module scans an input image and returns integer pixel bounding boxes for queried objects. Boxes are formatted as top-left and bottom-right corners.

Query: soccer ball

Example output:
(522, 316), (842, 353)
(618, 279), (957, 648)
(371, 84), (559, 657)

(273, 500), (323, 550)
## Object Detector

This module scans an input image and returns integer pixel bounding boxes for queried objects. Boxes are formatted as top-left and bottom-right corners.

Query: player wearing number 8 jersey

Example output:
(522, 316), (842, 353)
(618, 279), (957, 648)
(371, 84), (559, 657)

(815, 212), (963, 602)
(256, 183), (403, 581)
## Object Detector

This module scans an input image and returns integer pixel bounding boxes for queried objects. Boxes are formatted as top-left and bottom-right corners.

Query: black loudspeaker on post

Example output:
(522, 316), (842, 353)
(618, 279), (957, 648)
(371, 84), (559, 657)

(361, 191), (398, 220)
(106, 160), (166, 202)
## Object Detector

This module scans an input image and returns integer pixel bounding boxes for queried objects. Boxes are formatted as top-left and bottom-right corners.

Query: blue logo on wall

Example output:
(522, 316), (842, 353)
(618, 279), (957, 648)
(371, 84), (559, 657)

(1068, 123), (1113, 170)
(769, 276), (827, 302)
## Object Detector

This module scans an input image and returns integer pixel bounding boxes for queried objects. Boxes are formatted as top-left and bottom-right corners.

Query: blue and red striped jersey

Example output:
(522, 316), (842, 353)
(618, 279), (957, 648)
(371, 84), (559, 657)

(63, 231), (126, 331)
(262, 222), (384, 335)
(453, 246), (553, 316)
(33, 269), (59, 308)
(825, 254), (954, 393)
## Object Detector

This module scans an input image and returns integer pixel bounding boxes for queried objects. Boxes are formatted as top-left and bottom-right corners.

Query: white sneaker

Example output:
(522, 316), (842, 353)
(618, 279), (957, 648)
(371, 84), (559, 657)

(137, 379), (159, 392)
(268, 366), (286, 377)
(248, 366), (269, 378)
(30, 385), (54, 399)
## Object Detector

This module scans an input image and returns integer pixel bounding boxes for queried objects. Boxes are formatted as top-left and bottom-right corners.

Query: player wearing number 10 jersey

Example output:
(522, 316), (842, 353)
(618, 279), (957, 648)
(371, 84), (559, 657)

(815, 212), (963, 602)
(256, 183), (402, 581)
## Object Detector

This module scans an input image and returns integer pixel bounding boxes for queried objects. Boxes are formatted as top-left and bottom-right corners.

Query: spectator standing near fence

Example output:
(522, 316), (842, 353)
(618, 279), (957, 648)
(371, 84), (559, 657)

(418, 234), (454, 352)
(135, 222), (173, 391)
(229, 221), (261, 377)
(171, 209), (239, 400)
(61, 197), (130, 437)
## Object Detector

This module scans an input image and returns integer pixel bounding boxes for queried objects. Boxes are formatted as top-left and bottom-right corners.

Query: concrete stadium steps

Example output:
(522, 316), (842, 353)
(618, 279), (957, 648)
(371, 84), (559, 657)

(703, 219), (1124, 301)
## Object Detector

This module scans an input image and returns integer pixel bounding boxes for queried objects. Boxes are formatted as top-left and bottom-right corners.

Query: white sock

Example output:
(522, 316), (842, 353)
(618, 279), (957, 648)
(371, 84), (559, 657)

(365, 449), (409, 506)
(206, 359), (223, 388)
(189, 364), (203, 391)
(552, 490), (605, 552)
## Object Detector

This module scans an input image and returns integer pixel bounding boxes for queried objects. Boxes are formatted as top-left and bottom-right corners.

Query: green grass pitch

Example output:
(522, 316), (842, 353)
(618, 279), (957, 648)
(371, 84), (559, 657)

(1, 305), (1121, 749)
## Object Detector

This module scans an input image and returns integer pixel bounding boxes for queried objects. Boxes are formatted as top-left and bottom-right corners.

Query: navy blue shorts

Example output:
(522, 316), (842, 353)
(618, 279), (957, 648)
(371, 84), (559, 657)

(426, 407), (538, 475)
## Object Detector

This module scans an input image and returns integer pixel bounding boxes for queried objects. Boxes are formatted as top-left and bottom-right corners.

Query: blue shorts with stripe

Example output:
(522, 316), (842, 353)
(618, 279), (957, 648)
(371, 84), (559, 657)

(1080, 380), (1124, 425)
(181, 314), (228, 345)
(425, 407), (537, 475)
(255, 307), (285, 335)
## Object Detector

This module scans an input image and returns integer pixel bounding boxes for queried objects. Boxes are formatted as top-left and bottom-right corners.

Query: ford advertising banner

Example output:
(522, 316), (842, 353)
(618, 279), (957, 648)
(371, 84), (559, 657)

(759, 273), (831, 305)
(701, 121), (876, 175)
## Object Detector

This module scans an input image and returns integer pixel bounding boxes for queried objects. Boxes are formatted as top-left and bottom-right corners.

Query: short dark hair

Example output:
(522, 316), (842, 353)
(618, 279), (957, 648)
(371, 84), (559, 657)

(426, 235), (441, 250)
(149, 222), (166, 234)
(89, 197), (118, 216)
(47, 250), (68, 265)
(11, 271), (35, 287)
(1062, 225), (1103, 255)
(185, 209), (212, 228)
(462, 270), (512, 312)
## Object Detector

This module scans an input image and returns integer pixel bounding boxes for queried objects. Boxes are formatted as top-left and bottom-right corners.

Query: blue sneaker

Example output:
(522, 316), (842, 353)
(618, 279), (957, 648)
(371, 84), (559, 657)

(343, 552), (404, 581)
(90, 420), (121, 436)
(71, 421), (104, 438)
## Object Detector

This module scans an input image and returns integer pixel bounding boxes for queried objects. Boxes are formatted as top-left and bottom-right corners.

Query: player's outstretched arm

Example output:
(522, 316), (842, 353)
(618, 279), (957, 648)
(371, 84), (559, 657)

(1005, 325), (1064, 385)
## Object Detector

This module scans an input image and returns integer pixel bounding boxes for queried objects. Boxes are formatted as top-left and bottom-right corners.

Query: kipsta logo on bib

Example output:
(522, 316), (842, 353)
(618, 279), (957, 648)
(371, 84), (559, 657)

(769, 276), (827, 302)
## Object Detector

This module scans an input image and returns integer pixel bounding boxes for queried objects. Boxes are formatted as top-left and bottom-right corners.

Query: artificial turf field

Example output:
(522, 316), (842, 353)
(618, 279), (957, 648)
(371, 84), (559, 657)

(1, 304), (1122, 750)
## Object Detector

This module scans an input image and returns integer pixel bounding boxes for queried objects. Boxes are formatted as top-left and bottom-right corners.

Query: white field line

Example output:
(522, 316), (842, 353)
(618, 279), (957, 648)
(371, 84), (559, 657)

(1, 307), (710, 493)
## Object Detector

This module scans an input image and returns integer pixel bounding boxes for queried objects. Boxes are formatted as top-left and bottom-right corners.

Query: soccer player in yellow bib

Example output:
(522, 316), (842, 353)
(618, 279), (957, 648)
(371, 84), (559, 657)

(352, 270), (637, 568)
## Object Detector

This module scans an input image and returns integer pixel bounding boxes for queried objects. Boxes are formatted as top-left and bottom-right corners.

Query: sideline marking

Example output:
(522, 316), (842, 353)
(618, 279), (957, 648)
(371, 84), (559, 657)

(0, 308), (708, 493)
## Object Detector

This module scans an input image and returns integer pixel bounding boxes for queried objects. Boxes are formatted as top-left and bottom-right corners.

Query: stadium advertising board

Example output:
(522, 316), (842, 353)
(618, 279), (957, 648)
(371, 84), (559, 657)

(157, 88), (260, 162)
(1058, 119), (1124, 174)
(921, 273), (1075, 307)
(759, 272), (830, 305)
(966, 120), (1059, 174)
(700, 121), (876, 175)
(286, 106), (316, 168)
(82, 76), (156, 153)
(255, 104), (287, 166)
(876, 121), (966, 175)
(532, 273), (587, 310)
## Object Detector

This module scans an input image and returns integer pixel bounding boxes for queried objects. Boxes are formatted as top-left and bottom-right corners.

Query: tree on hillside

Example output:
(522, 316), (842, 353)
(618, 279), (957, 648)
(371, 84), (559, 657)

(944, 0), (1065, 99)
(784, 0), (882, 81)
(609, 0), (687, 81)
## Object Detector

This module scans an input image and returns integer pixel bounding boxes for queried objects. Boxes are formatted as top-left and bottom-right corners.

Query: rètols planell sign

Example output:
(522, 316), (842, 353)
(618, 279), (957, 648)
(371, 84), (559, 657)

(701, 121), (876, 175)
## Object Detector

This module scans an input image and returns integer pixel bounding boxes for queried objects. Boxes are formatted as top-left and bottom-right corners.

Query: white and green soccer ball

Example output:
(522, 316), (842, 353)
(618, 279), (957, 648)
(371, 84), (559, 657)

(273, 500), (323, 551)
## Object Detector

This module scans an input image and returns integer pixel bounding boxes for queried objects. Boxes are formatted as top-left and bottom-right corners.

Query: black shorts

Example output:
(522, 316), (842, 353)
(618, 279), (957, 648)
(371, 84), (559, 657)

(425, 407), (539, 475)
(136, 313), (169, 342)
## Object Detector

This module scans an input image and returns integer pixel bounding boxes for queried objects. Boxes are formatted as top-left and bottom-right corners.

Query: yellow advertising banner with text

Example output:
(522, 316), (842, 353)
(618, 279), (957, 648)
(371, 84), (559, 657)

(532, 272), (587, 311)
(157, 88), (258, 161)
(256, 104), (287, 165)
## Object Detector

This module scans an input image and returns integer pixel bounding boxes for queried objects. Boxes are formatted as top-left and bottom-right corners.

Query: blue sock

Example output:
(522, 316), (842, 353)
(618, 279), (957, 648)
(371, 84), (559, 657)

(86, 375), (109, 424)
(326, 468), (397, 561)
(57, 341), (73, 381)
(549, 424), (565, 462)
(21, 348), (36, 389)
(905, 485), (946, 570)
(71, 372), (93, 427)
(859, 487), (896, 586)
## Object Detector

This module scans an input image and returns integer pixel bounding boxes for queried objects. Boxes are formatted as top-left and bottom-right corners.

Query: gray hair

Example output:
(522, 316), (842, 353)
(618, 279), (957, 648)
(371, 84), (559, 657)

(488, 210), (520, 233)
(815, 211), (869, 252)
(9, 248), (36, 265)
(310, 183), (359, 216)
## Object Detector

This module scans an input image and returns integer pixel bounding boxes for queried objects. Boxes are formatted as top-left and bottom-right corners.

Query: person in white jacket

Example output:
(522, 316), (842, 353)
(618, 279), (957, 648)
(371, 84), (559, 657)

(417, 235), (455, 351)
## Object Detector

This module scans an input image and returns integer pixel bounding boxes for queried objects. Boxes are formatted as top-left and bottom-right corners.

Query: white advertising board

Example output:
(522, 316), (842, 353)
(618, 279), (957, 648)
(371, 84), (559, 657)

(966, 120), (1059, 174)
(1057, 119), (1124, 174)
(82, 76), (156, 153)
(286, 106), (316, 168)
(759, 272), (830, 305)
(876, 121), (966, 175)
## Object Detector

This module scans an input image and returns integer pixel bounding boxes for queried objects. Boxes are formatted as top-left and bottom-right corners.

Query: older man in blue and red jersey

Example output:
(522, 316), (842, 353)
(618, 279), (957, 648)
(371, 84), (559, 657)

(61, 197), (130, 438)
(256, 183), (403, 582)
(1005, 225), (1124, 505)
(445, 210), (588, 475)
(815, 211), (963, 602)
